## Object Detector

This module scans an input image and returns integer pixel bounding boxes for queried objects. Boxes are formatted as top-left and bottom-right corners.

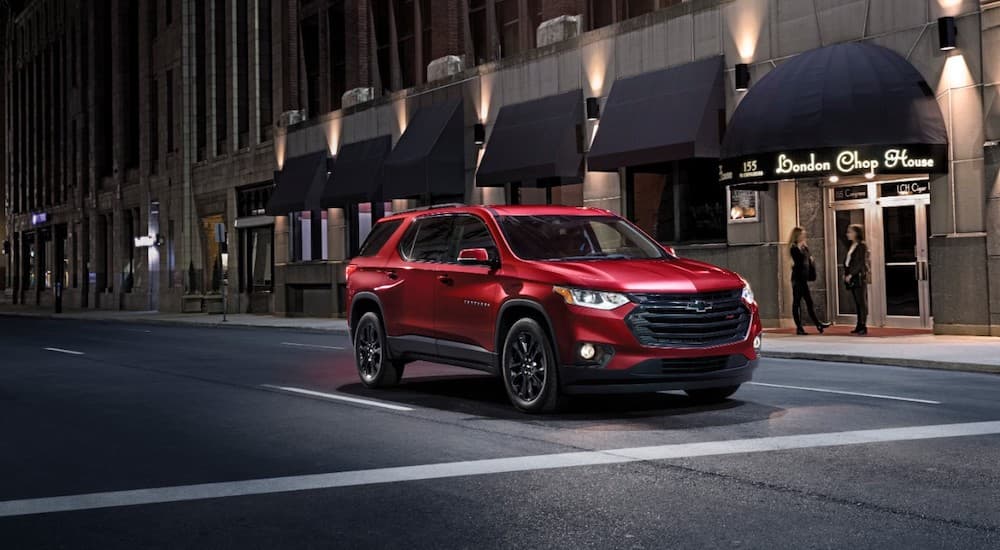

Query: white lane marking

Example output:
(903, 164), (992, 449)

(747, 381), (941, 405)
(280, 342), (345, 351)
(124, 329), (152, 334)
(2, 420), (998, 518)
(43, 347), (85, 356)
(260, 385), (413, 412)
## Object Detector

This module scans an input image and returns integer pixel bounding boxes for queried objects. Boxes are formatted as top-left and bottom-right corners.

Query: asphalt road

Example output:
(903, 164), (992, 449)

(1, 316), (999, 549)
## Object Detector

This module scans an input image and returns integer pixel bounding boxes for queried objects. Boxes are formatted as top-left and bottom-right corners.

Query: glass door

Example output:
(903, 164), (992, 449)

(879, 200), (931, 328)
(832, 208), (868, 325)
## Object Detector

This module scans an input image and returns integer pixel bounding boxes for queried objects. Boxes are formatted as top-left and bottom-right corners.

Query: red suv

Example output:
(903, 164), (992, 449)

(346, 205), (762, 413)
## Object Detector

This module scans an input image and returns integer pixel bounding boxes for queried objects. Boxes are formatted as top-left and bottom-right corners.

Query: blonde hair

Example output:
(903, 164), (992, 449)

(788, 226), (805, 248)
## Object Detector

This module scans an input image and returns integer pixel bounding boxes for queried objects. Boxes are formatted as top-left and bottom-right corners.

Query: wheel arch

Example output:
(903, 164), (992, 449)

(350, 292), (385, 340)
(495, 299), (560, 366)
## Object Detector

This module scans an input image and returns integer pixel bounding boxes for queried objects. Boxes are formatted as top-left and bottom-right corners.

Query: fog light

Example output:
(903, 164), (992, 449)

(579, 343), (597, 360)
(753, 335), (762, 350)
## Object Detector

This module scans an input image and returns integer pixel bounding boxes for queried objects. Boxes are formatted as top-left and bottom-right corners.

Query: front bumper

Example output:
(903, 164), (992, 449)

(550, 299), (762, 394)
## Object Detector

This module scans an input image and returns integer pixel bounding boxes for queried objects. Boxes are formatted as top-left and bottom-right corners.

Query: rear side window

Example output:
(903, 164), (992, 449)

(399, 216), (453, 262)
(358, 220), (402, 257)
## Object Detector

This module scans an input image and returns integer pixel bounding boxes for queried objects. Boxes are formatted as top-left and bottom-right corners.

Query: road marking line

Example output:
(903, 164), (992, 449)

(280, 342), (345, 351)
(43, 347), (85, 356)
(747, 382), (941, 405)
(260, 385), (413, 412)
(1, 420), (997, 518)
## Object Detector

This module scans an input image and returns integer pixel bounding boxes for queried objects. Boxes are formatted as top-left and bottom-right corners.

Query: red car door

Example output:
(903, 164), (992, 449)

(377, 215), (453, 345)
(434, 214), (504, 364)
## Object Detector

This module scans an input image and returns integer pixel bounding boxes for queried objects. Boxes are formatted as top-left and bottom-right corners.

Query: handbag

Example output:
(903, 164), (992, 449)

(807, 257), (817, 282)
(845, 273), (861, 289)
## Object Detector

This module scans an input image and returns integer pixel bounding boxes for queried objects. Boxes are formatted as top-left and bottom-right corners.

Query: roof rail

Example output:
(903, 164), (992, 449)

(393, 202), (468, 215)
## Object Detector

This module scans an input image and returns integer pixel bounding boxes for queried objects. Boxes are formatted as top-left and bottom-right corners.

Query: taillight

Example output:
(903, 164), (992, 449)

(345, 264), (358, 281)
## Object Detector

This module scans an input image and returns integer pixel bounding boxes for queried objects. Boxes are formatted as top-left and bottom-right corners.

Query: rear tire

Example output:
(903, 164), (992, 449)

(684, 384), (741, 403)
(354, 312), (403, 388)
(501, 318), (561, 413)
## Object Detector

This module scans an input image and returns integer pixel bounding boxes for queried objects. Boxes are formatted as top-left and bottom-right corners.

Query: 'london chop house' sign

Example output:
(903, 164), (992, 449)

(719, 145), (946, 185)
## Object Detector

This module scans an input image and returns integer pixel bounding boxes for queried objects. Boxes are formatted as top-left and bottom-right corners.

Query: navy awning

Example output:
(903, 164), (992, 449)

(320, 135), (391, 207)
(719, 43), (948, 185)
(383, 98), (465, 200)
(588, 56), (725, 172)
(265, 150), (330, 215)
(476, 89), (584, 187)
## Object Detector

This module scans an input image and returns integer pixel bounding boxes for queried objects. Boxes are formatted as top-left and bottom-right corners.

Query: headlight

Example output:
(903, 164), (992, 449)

(553, 286), (631, 310)
(741, 279), (756, 305)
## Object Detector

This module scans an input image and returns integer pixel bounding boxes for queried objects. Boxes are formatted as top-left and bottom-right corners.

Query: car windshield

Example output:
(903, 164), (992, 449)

(497, 215), (667, 261)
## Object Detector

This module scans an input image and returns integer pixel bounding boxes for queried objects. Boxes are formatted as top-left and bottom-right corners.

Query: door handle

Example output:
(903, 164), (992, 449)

(386, 271), (399, 280)
(437, 274), (453, 285)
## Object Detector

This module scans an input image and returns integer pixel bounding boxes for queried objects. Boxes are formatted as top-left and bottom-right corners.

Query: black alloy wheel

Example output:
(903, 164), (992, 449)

(502, 318), (561, 413)
(354, 312), (403, 388)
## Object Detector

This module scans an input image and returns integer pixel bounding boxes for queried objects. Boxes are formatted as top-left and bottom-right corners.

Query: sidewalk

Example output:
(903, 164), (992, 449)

(1, 305), (998, 374)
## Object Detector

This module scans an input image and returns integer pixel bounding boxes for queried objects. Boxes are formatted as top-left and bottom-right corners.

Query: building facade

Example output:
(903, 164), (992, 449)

(3, 0), (999, 336)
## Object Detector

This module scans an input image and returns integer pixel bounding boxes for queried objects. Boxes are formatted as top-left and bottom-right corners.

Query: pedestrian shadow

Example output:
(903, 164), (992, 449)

(337, 373), (784, 430)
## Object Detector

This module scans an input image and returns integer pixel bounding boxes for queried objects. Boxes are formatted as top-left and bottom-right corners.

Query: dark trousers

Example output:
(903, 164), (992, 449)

(850, 284), (868, 328)
(792, 280), (821, 329)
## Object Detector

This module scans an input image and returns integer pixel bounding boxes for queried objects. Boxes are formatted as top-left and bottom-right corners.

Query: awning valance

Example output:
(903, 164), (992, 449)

(265, 150), (330, 215)
(383, 98), (465, 200)
(476, 89), (584, 187)
(320, 135), (391, 207)
(719, 43), (948, 185)
(588, 56), (725, 172)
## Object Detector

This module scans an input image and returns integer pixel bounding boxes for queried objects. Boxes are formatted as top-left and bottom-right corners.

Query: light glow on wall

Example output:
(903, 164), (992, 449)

(726, 0), (767, 62)
(395, 99), (408, 136)
(583, 41), (611, 97)
(479, 73), (495, 122)
(936, 0), (964, 17)
(275, 131), (287, 170)
(326, 117), (342, 156)
(938, 53), (974, 94)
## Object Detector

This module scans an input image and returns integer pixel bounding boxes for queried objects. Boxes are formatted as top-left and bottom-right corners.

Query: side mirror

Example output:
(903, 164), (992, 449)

(458, 248), (498, 268)
(663, 245), (677, 257)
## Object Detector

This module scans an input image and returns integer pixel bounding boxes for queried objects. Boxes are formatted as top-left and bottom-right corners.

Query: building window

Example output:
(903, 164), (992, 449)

(237, 184), (275, 217)
(290, 211), (329, 262)
(495, 0), (519, 59)
(166, 0), (173, 26)
(327, 1), (346, 110)
(236, 0), (249, 147)
(167, 219), (176, 288)
(241, 227), (274, 292)
(588, 0), (615, 30)
(626, 0), (657, 19)
(150, 77), (159, 174)
(469, 0), (488, 65)
(258, 0), (273, 140)
(149, 0), (158, 39)
(628, 160), (726, 244)
(214, 0), (228, 153)
(166, 69), (175, 152)
(372, 1), (392, 93)
(196, 0), (208, 159)
(397, 0), (416, 88)
(301, 15), (320, 116)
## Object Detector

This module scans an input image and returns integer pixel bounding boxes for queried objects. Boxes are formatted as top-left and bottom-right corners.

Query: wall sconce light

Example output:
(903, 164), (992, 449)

(586, 97), (601, 121)
(938, 17), (957, 51)
(735, 64), (751, 92)
(473, 123), (486, 146)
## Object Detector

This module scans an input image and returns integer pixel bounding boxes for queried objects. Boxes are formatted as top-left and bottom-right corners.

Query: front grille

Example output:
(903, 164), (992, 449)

(626, 290), (750, 348)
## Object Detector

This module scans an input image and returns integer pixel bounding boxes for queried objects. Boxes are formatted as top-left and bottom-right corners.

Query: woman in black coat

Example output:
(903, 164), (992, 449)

(789, 227), (831, 335)
(844, 224), (870, 335)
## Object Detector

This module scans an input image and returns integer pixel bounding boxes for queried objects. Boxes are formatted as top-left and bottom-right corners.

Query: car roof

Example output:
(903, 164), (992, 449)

(380, 204), (613, 221)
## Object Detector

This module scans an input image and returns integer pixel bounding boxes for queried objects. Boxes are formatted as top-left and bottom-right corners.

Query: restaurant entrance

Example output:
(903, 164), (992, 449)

(825, 179), (931, 329)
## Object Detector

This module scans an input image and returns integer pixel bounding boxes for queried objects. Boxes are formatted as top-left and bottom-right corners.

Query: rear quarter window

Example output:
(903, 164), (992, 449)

(358, 219), (403, 257)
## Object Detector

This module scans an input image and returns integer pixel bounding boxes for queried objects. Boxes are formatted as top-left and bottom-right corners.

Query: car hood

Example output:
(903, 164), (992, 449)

(532, 257), (745, 294)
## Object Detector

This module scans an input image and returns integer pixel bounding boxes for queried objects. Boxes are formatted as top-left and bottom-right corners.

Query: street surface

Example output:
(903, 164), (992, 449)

(1, 316), (999, 549)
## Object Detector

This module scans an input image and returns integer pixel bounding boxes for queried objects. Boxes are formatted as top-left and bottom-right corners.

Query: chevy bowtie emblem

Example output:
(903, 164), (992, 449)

(685, 300), (712, 313)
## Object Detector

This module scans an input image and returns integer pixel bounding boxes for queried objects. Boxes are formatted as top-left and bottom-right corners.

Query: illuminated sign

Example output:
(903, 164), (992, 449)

(720, 145), (946, 185)
(880, 180), (929, 198)
(31, 212), (48, 225)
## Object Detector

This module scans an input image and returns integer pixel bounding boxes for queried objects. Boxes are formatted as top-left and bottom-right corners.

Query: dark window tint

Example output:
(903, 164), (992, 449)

(452, 216), (497, 260)
(401, 217), (453, 262)
(359, 219), (402, 257)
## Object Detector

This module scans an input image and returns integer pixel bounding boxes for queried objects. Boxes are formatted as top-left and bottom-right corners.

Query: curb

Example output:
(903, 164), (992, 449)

(0, 311), (351, 335)
(761, 350), (1000, 375)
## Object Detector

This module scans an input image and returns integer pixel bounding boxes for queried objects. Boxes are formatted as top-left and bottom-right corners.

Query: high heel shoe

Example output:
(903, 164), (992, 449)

(855, 326), (868, 336)
(816, 321), (832, 334)
(796, 327), (808, 335)
(850, 325), (861, 334)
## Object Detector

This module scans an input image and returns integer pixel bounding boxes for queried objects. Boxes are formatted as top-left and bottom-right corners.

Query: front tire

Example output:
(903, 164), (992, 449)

(354, 312), (403, 388)
(501, 318), (561, 413)
(684, 384), (741, 403)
